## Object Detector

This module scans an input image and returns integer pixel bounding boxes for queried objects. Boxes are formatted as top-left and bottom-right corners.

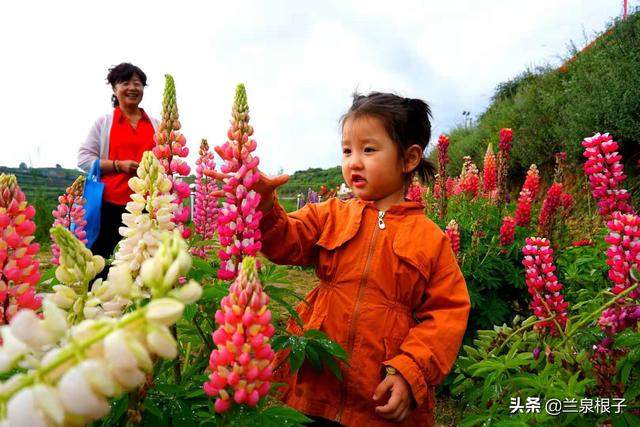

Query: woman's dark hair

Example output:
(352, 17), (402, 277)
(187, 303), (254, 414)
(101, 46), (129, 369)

(106, 63), (147, 108)
(340, 92), (436, 185)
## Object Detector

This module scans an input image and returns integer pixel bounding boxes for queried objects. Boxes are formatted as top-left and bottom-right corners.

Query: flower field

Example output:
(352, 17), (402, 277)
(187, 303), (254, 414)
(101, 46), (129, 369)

(0, 73), (638, 426)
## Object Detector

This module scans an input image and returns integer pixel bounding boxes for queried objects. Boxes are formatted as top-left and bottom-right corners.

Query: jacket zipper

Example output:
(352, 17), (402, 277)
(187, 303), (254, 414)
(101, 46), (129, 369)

(335, 210), (385, 422)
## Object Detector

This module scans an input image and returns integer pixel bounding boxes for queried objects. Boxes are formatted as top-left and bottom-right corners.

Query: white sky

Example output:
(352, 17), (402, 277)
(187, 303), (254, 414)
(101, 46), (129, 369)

(0, 0), (635, 175)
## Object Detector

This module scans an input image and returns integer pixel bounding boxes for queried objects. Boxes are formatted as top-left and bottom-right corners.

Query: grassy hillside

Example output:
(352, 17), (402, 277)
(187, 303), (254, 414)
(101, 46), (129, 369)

(278, 166), (343, 197)
(435, 11), (640, 193)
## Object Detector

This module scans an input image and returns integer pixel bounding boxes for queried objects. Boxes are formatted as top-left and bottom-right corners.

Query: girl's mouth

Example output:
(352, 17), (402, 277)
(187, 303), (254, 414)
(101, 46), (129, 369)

(352, 174), (366, 188)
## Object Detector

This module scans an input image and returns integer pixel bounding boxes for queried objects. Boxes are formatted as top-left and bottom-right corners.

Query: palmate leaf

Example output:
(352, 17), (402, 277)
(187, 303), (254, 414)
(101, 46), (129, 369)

(253, 406), (312, 426)
(304, 329), (348, 361)
(266, 289), (304, 327)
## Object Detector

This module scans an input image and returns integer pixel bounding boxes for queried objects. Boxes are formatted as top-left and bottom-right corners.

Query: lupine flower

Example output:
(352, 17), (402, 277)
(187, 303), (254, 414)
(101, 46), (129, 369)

(445, 220), (460, 257)
(51, 175), (87, 265)
(522, 164), (540, 200)
(570, 239), (594, 248)
(203, 257), (275, 412)
(437, 134), (450, 218)
(113, 151), (176, 290)
(521, 237), (569, 336)
(0, 174), (41, 325)
(514, 189), (533, 227)
(153, 74), (192, 239)
(0, 231), (202, 426)
(554, 151), (567, 184)
(214, 84), (263, 280)
(590, 337), (626, 398)
(603, 212), (640, 299)
(445, 177), (458, 197)
(483, 143), (497, 197)
(538, 182), (571, 237)
(459, 156), (480, 198)
(193, 139), (219, 258)
(307, 188), (320, 204)
(496, 128), (513, 203)
(581, 133), (634, 219)
(532, 347), (541, 360)
(406, 176), (426, 202)
(499, 216), (516, 247)
(48, 226), (105, 323)
(598, 305), (640, 335)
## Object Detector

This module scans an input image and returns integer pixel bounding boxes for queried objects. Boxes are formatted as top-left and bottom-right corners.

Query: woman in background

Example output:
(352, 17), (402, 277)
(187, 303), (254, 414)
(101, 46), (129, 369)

(78, 62), (159, 263)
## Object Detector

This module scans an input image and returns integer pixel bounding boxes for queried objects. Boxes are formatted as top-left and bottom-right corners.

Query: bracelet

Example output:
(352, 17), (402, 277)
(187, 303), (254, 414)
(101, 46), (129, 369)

(114, 160), (120, 173)
(385, 366), (398, 376)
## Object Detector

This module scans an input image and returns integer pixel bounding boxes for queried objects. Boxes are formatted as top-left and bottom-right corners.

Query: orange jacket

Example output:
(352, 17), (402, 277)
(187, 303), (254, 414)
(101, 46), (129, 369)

(260, 197), (470, 426)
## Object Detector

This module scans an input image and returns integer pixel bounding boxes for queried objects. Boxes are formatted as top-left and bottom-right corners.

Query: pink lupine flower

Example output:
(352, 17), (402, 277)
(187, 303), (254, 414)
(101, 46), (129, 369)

(51, 176), (87, 265)
(499, 216), (516, 247)
(459, 157), (480, 198)
(514, 189), (533, 227)
(570, 239), (594, 248)
(581, 133), (634, 220)
(445, 220), (460, 257)
(214, 84), (263, 280)
(482, 143), (497, 197)
(406, 178), (425, 202)
(603, 212), (640, 299)
(0, 174), (42, 324)
(445, 177), (458, 197)
(153, 75), (192, 238)
(598, 305), (640, 335)
(203, 257), (275, 412)
(521, 237), (569, 336)
(193, 139), (219, 258)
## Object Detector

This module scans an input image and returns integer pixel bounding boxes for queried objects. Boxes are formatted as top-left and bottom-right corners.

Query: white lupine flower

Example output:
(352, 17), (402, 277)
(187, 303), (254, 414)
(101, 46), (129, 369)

(0, 328), (28, 372)
(170, 279), (203, 304)
(110, 366), (146, 389)
(47, 285), (76, 309)
(5, 385), (64, 427)
(10, 310), (56, 349)
(41, 300), (68, 338)
(78, 359), (120, 398)
(58, 366), (110, 419)
(146, 324), (178, 359)
(145, 298), (184, 325)
(104, 330), (138, 371)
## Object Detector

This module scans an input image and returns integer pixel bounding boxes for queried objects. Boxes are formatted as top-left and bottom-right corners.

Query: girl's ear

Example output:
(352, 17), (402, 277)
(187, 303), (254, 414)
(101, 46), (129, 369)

(403, 144), (423, 173)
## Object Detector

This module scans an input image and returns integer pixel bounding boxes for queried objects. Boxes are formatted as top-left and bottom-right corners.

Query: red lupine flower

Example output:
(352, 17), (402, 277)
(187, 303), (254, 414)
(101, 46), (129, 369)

(581, 133), (634, 220)
(0, 174), (42, 324)
(446, 177), (458, 197)
(496, 128), (513, 203)
(500, 216), (516, 247)
(570, 239), (594, 248)
(603, 212), (640, 299)
(499, 128), (513, 155)
(406, 180), (425, 202)
(522, 164), (540, 200)
(483, 143), (497, 197)
(538, 183), (572, 237)
(459, 157), (480, 198)
(445, 220), (460, 257)
(521, 237), (569, 336)
(203, 258), (274, 412)
(515, 189), (533, 227)
(437, 134), (450, 217)
(598, 305), (640, 335)
(590, 337), (626, 398)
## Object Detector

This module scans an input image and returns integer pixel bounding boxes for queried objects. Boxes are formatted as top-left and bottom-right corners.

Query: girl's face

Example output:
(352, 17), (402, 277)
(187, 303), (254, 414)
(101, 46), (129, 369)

(113, 74), (144, 109)
(341, 115), (408, 210)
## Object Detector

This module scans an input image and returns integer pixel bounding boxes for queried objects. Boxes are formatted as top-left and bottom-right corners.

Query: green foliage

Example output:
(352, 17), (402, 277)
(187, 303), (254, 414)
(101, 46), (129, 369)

(279, 166), (343, 197)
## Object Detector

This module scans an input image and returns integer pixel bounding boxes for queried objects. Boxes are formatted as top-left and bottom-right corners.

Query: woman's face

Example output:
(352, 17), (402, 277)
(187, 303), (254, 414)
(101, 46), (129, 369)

(113, 74), (144, 109)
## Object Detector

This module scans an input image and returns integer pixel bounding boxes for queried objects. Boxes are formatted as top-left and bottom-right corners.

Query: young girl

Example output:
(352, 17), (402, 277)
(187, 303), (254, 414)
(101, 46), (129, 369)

(255, 92), (470, 426)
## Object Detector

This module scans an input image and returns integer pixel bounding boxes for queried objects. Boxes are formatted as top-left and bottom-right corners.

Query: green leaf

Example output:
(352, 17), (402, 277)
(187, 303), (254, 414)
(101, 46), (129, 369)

(289, 337), (307, 373)
(306, 333), (348, 361)
(322, 353), (343, 382)
(268, 291), (303, 327)
(143, 397), (163, 420)
(259, 405), (312, 425)
(305, 344), (323, 372)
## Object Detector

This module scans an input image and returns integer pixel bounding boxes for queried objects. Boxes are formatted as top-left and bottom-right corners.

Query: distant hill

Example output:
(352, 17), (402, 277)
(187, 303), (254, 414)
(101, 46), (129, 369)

(0, 166), (84, 200)
(278, 166), (343, 196)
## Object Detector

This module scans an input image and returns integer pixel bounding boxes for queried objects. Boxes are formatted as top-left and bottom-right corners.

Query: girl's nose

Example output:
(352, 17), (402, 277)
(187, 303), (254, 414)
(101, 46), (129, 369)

(348, 153), (363, 170)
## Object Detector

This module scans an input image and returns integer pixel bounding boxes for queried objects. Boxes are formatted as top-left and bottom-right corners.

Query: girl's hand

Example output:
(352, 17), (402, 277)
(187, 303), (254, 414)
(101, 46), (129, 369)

(372, 373), (414, 422)
(206, 168), (289, 212)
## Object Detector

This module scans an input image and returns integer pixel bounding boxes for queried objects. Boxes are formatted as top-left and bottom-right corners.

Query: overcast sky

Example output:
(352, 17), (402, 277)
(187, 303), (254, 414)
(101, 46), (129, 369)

(1, 0), (635, 175)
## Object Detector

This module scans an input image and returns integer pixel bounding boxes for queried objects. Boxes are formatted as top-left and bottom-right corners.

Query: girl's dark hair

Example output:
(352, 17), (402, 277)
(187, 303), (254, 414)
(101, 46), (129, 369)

(106, 63), (147, 108)
(340, 92), (436, 185)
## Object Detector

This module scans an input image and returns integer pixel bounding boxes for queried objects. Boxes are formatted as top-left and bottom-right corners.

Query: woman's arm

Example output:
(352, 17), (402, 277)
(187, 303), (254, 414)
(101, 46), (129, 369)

(77, 118), (103, 173)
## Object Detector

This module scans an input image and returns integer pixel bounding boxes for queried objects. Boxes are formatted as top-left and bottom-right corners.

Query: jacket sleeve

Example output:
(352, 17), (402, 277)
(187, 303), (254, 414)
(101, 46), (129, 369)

(259, 197), (325, 266)
(383, 234), (470, 406)
(78, 117), (102, 173)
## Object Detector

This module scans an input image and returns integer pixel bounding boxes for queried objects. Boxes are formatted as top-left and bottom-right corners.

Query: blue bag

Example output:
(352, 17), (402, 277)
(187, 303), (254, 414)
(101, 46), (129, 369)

(83, 159), (104, 249)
